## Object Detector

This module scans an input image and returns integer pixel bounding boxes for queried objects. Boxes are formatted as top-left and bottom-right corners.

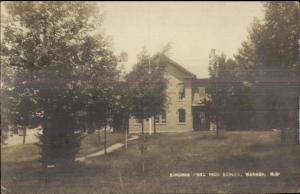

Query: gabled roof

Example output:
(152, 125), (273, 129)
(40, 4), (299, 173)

(152, 54), (196, 78)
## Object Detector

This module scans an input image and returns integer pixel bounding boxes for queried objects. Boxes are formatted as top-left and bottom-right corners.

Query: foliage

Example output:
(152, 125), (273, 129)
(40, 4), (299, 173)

(126, 50), (168, 133)
(1, 2), (118, 170)
(208, 2), (299, 135)
(207, 51), (246, 130)
(110, 80), (130, 133)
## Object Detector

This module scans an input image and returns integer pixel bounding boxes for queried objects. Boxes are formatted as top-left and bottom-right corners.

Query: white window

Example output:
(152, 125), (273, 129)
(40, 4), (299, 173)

(178, 83), (185, 100)
(198, 87), (206, 103)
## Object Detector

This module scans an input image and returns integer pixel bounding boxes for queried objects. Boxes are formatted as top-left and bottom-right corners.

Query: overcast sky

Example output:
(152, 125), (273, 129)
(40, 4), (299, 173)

(100, 2), (264, 78)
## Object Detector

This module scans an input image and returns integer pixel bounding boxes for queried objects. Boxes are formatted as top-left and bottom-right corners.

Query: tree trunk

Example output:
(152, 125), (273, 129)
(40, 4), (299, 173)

(41, 105), (49, 183)
(126, 115), (129, 134)
(23, 127), (26, 144)
(291, 88), (300, 145)
(154, 115), (156, 134)
(216, 120), (219, 138)
(215, 75), (219, 138)
(123, 119), (128, 149)
(104, 125), (107, 155)
(297, 64), (300, 143)
(142, 158), (145, 173)
(141, 120), (144, 134)
(97, 130), (101, 144)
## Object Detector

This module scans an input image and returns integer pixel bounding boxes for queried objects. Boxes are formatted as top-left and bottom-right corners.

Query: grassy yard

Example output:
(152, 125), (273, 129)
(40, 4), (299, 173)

(2, 131), (130, 164)
(77, 131), (130, 157)
(2, 131), (300, 193)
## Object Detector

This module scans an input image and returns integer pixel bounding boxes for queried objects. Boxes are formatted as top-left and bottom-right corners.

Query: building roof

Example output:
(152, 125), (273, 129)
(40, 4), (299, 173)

(152, 54), (196, 78)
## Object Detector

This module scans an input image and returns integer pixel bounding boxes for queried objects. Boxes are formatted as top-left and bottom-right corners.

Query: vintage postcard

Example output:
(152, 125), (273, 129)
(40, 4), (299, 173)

(1, 1), (300, 193)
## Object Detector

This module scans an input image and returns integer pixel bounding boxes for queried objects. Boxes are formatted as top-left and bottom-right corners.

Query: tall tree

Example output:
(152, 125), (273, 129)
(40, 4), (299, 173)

(207, 50), (244, 132)
(208, 2), (300, 143)
(235, 2), (299, 134)
(1, 2), (118, 172)
(256, 2), (299, 132)
(126, 50), (168, 135)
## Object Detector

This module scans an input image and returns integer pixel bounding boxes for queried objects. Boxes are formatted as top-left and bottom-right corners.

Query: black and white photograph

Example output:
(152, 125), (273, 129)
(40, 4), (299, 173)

(1, 1), (300, 193)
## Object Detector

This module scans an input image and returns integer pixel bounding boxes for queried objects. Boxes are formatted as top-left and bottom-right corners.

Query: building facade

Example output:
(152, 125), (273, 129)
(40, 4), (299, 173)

(129, 56), (211, 133)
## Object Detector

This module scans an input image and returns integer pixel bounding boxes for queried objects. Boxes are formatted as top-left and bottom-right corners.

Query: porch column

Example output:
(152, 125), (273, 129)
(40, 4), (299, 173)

(149, 117), (152, 135)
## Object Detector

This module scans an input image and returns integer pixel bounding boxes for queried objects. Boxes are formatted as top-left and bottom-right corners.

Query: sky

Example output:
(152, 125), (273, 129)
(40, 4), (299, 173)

(100, 2), (265, 78)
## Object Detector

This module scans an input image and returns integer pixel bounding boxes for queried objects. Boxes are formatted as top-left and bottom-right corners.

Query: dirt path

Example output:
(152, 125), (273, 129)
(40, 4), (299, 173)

(76, 135), (139, 162)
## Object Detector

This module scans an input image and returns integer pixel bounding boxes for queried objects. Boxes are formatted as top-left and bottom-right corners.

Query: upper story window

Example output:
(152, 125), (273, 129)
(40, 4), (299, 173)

(178, 108), (186, 123)
(177, 83), (185, 100)
(198, 87), (206, 103)
(193, 87), (207, 104)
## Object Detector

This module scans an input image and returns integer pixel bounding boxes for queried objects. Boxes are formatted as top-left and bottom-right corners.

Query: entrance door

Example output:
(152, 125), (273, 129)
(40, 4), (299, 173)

(199, 112), (207, 130)
(193, 110), (207, 131)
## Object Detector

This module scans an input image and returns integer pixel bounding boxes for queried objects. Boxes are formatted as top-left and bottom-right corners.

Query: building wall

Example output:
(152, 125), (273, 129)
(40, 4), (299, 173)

(129, 64), (194, 133)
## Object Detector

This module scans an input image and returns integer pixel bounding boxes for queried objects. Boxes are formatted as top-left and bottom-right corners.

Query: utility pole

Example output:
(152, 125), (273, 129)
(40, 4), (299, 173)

(148, 54), (152, 136)
(215, 62), (219, 138)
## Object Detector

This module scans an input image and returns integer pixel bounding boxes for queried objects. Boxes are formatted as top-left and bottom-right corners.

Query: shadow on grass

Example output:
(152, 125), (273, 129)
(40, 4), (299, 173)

(211, 143), (300, 174)
(247, 141), (281, 152)
(216, 154), (273, 170)
(193, 132), (228, 141)
(2, 159), (115, 184)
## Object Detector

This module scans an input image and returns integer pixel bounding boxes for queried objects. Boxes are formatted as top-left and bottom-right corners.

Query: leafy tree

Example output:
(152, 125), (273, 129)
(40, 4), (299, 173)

(207, 51), (240, 133)
(126, 50), (168, 134)
(256, 2), (299, 132)
(208, 2), (299, 143)
(1, 63), (16, 144)
(235, 2), (299, 133)
(110, 81), (130, 133)
(1, 2), (118, 173)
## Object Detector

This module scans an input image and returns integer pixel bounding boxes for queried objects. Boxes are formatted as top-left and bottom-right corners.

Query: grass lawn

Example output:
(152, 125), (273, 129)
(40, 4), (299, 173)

(1, 131), (130, 163)
(2, 131), (300, 193)
(77, 131), (130, 157)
